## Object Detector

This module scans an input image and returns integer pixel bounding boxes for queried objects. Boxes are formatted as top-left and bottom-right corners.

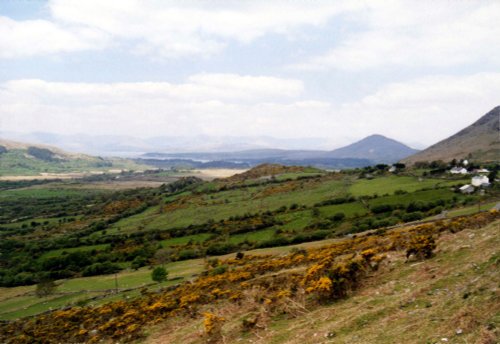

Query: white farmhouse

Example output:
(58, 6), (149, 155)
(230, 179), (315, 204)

(474, 168), (490, 174)
(471, 175), (489, 187)
(459, 184), (475, 194)
(450, 167), (468, 174)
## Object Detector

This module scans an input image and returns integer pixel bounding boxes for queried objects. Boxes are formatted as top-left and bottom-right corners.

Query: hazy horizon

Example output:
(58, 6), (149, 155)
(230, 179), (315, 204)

(0, 130), (428, 157)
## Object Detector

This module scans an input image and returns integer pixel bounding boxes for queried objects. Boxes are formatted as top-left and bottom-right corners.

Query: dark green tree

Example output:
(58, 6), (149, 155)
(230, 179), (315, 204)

(151, 266), (168, 283)
(35, 280), (57, 298)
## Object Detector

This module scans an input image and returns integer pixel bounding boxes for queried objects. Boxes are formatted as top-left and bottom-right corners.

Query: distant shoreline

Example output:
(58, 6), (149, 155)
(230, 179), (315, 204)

(0, 168), (247, 181)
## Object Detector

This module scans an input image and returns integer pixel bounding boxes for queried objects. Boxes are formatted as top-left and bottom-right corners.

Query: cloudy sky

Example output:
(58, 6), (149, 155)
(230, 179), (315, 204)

(0, 0), (499, 149)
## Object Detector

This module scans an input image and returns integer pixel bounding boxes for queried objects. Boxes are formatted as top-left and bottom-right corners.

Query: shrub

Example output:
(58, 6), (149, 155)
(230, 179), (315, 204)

(82, 262), (121, 277)
(178, 249), (200, 260)
(35, 280), (57, 298)
(256, 237), (290, 248)
(402, 212), (424, 222)
(330, 212), (346, 222)
(371, 204), (393, 214)
(206, 243), (237, 256)
(151, 266), (168, 283)
(131, 256), (148, 270)
(209, 265), (228, 276)
(203, 312), (225, 341)
(405, 235), (436, 260)
(235, 252), (244, 260)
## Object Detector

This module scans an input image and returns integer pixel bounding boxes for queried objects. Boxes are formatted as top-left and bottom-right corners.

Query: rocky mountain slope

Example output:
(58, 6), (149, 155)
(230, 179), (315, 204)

(402, 106), (499, 164)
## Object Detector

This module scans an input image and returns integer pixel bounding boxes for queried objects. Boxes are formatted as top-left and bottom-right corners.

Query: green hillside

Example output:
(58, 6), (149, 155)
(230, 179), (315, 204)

(0, 139), (150, 176)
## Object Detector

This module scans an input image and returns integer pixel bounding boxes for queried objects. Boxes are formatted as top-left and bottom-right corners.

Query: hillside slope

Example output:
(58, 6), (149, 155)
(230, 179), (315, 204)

(2, 211), (498, 343)
(147, 216), (500, 344)
(0, 138), (149, 176)
(402, 106), (500, 164)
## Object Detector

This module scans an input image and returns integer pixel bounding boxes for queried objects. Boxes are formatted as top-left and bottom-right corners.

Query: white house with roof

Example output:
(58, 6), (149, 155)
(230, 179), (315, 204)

(459, 184), (475, 194)
(450, 167), (468, 174)
(473, 168), (490, 174)
(471, 175), (489, 187)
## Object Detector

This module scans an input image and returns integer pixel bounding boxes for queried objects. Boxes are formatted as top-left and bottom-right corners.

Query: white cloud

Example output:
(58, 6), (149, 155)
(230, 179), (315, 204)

(0, 16), (108, 58)
(0, 74), (314, 138)
(3, 0), (497, 66)
(292, 1), (500, 70)
(1, 73), (498, 148)
(1, 74), (302, 103)
(0, 0), (356, 59)
(337, 72), (500, 144)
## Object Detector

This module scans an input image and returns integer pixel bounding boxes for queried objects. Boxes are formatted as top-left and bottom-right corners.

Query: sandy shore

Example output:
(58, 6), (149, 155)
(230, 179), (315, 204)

(0, 173), (92, 181)
(0, 168), (247, 182)
(191, 168), (247, 179)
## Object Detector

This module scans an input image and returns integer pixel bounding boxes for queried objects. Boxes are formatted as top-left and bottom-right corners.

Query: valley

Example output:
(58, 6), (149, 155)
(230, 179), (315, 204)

(0, 162), (498, 338)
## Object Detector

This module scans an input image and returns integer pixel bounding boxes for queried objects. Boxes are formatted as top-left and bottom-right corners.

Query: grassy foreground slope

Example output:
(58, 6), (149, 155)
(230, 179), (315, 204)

(148, 216), (500, 344)
(1, 211), (498, 343)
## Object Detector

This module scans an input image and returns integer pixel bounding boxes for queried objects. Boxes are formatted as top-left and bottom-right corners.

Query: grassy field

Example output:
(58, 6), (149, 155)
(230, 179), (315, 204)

(368, 188), (457, 207)
(349, 175), (461, 196)
(104, 178), (348, 233)
(160, 234), (212, 247)
(0, 259), (205, 320)
(433, 200), (499, 218)
(0, 187), (105, 199)
(97, 175), (469, 241)
(39, 244), (110, 259)
(0, 234), (354, 321)
(227, 227), (277, 244)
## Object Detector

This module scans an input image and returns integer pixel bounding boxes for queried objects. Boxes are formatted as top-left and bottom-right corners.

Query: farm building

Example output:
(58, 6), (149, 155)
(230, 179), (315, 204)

(471, 175), (489, 187)
(450, 167), (468, 174)
(459, 184), (475, 194)
(473, 168), (490, 174)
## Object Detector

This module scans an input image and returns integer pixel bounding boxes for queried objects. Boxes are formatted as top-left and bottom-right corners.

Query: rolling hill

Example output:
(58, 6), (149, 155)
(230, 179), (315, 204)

(0, 138), (151, 176)
(402, 106), (500, 164)
(324, 134), (419, 163)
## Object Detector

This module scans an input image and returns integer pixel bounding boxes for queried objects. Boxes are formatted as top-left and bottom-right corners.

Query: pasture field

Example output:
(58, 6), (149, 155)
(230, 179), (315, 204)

(0, 259), (205, 320)
(349, 175), (462, 196)
(0, 187), (105, 199)
(39, 244), (110, 259)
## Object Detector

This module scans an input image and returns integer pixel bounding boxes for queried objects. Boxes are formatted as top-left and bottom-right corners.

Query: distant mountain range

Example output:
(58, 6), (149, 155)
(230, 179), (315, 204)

(0, 132), (338, 156)
(402, 106), (500, 164)
(0, 131), (420, 169)
(141, 134), (419, 169)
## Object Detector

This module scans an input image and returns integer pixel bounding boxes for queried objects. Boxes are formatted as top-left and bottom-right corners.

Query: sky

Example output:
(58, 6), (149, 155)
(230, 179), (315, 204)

(0, 0), (499, 150)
